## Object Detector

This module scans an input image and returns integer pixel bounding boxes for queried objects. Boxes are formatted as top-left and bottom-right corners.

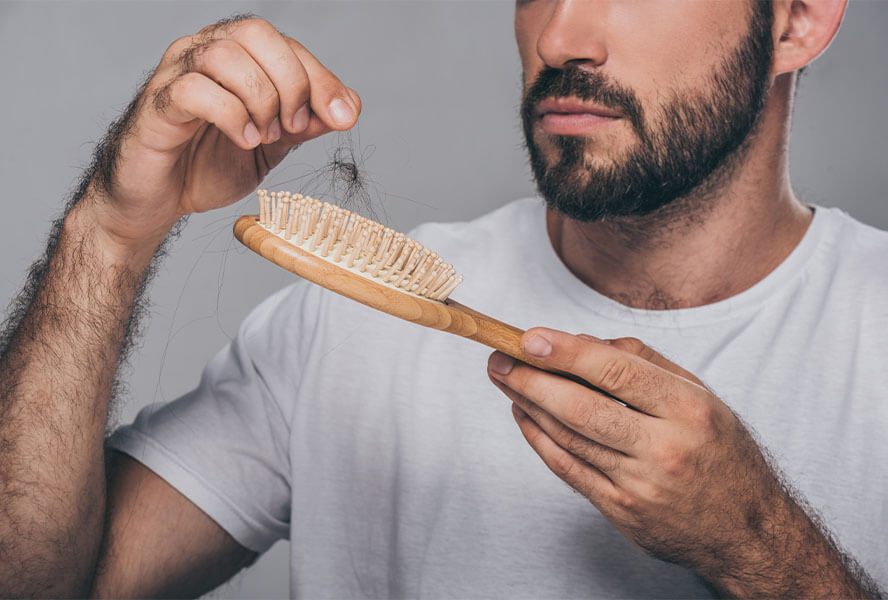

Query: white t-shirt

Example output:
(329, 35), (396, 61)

(109, 198), (888, 598)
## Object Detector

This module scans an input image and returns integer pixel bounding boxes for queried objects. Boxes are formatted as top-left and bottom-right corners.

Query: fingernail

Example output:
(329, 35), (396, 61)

(291, 104), (310, 131)
(524, 334), (552, 357)
(267, 117), (281, 142)
(244, 121), (261, 147)
(328, 98), (354, 126)
(512, 403), (526, 419)
(489, 353), (515, 376)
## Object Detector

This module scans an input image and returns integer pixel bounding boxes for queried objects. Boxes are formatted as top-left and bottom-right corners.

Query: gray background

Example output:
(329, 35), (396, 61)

(1, 1), (885, 598)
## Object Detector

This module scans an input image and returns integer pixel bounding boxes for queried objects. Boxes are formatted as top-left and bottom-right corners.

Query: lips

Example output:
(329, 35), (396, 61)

(536, 98), (623, 136)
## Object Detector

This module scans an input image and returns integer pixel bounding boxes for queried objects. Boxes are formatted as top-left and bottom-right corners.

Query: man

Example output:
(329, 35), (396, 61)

(0, 0), (884, 597)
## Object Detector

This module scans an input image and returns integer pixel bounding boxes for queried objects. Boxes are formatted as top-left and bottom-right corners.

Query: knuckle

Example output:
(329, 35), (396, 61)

(239, 17), (277, 40)
(203, 38), (240, 63)
(563, 430), (587, 458)
(685, 399), (716, 429)
(620, 482), (658, 522)
(176, 35), (215, 70)
(614, 490), (638, 512)
(515, 397), (540, 423)
(244, 71), (279, 108)
(171, 72), (203, 97)
(220, 99), (247, 123)
(524, 423), (544, 447)
(599, 449), (621, 474)
(633, 480), (659, 503)
(559, 340), (583, 373)
(188, 40), (242, 76)
(312, 73), (347, 99)
(282, 56), (309, 86)
(587, 443), (619, 473)
(599, 356), (635, 393)
(611, 337), (646, 356)
(566, 397), (597, 433)
(552, 452), (578, 479)
(601, 414), (638, 447)
(163, 36), (195, 64)
(654, 443), (690, 478)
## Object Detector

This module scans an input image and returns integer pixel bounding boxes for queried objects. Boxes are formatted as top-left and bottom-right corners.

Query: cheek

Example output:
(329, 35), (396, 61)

(606, 1), (751, 97)
(514, 4), (547, 88)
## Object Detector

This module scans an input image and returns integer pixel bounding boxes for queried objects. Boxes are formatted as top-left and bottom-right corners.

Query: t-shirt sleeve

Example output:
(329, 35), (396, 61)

(107, 284), (309, 553)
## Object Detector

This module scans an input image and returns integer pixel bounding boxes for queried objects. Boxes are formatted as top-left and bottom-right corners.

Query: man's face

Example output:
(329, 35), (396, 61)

(516, 1), (775, 222)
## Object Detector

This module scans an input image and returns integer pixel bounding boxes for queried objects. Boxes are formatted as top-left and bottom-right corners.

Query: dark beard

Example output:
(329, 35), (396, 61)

(520, 4), (774, 222)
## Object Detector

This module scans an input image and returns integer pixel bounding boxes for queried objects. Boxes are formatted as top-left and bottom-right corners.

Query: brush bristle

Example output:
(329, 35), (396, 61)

(256, 189), (463, 301)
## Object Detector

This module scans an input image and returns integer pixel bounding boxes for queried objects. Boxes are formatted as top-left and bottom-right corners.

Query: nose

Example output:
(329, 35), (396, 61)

(536, 0), (608, 70)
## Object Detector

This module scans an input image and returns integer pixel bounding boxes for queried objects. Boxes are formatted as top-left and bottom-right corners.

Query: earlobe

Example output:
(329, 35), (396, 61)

(772, 0), (847, 74)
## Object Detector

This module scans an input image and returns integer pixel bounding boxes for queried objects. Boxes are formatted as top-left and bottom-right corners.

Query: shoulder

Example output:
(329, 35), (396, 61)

(812, 207), (888, 311)
(817, 207), (888, 280)
(408, 197), (544, 264)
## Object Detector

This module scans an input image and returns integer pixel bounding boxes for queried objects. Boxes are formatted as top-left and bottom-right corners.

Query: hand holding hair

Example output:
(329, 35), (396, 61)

(84, 15), (361, 253)
(0, 16), (359, 596)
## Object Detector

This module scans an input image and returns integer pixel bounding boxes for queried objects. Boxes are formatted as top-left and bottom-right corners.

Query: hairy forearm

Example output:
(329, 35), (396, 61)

(707, 488), (883, 599)
(0, 185), (162, 596)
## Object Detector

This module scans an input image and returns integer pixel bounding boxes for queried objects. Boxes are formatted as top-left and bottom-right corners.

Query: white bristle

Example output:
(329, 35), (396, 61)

(258, 190), (266, 224)
(433, 275), (463, 301)
(255, 189), (463, 301)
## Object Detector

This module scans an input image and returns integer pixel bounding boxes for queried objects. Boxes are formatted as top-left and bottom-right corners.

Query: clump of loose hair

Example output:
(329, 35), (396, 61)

(327, 136), (374, 213)
(266, 129), (384, 222)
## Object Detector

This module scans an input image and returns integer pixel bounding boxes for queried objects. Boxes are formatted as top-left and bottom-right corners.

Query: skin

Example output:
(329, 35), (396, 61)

(489, 0), (879, 597)
(516, 0), (809, 310)
(0, 2), (879, 598)
(0, 17), (360, 597)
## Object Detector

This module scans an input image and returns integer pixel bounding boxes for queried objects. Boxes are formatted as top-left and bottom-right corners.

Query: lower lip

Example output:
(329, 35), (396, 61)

(540, 113), (621, 135)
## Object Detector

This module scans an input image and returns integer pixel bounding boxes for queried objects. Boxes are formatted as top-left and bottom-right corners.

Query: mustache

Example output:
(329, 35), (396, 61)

(521, 66), (646, 138)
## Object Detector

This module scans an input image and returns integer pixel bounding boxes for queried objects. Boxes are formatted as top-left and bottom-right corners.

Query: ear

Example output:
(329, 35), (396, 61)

(771, 0), (848, 74)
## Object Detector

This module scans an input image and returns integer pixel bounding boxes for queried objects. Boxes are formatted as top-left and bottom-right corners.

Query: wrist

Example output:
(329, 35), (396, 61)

(703, 491), (866, 599)
(68, 182), (174, 268)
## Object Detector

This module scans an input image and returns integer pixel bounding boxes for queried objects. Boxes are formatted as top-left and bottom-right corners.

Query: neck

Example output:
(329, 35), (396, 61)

(547, 74), (812, 310)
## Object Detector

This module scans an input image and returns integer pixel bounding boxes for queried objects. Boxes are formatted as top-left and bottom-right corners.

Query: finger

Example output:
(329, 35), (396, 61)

(511, 402), (620, 503)
(520, 328), (709, 417)
(488, 352), (646, 454)
(606, 337), (706, 387)
(223, 19), (314, 134)
(182, 39), (282, 143)
(490, 376), (627, 475)
(345, 87), (362, 114)
(152, 72), (261, 150)
(260, 114), (333, 168)
(286, 38), (361, 130)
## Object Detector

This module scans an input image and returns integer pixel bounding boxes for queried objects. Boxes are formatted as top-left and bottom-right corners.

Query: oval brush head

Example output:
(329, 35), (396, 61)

(235, 188), (550, 374)
(235, 189), (620, 401)
(254, 189), (463, 302)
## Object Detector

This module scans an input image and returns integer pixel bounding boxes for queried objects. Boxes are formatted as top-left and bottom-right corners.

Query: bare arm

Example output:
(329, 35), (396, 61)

(92, 452), (256, 598)
(0, 16), (360, 596)
(0, 187), (160, 596)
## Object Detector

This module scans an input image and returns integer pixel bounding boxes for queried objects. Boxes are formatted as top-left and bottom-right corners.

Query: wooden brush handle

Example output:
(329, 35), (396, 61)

(234, 215), (548, 370)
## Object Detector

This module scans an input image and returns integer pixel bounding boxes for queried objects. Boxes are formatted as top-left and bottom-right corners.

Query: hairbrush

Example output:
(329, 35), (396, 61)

(233, 189), (547, 370)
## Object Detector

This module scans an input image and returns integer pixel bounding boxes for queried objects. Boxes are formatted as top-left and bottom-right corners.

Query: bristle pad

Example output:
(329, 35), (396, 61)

(256, 190), (463, 301)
